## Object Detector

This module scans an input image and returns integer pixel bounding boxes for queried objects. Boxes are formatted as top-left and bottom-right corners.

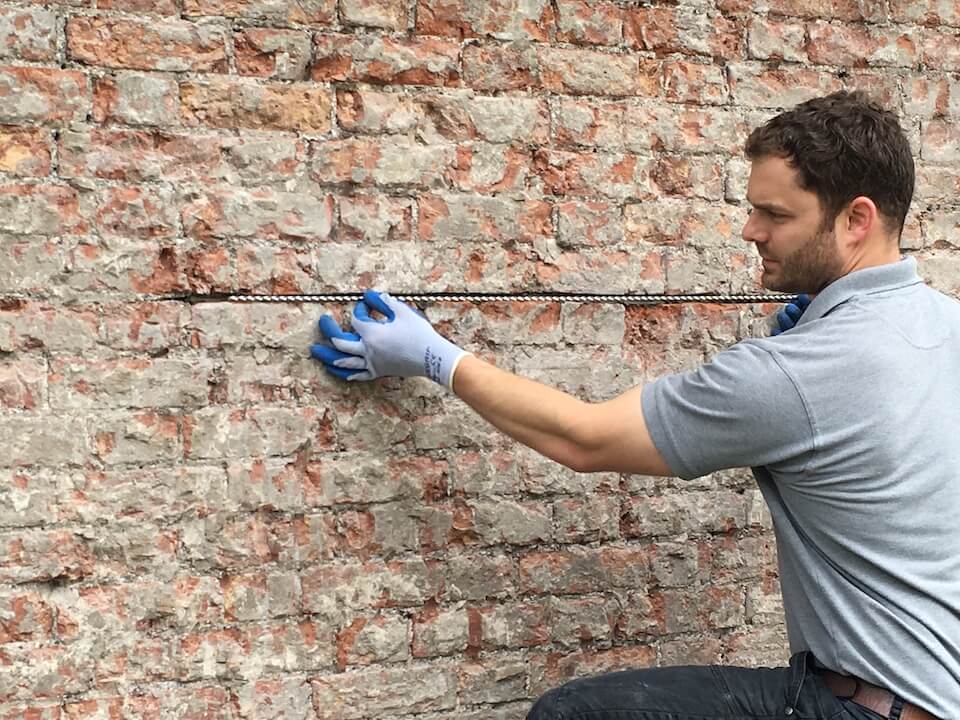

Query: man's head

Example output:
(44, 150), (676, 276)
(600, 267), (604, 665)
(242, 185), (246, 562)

(742, 90), (915, 293)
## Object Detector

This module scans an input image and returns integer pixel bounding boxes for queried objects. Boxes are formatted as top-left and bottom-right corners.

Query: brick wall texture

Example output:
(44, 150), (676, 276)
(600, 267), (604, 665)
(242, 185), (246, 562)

(0, 0), (958, 717)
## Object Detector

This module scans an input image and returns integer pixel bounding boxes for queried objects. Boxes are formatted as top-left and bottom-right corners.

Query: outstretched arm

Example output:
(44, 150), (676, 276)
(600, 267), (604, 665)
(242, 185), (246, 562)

(310, 289), (672, 476)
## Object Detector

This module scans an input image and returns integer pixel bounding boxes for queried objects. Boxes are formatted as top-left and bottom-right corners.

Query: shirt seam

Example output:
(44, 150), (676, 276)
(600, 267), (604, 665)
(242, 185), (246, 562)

(762, 347), (819, 476)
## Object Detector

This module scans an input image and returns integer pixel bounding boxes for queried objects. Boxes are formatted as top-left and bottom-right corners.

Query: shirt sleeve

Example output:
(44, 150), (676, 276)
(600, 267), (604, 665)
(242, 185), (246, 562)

(641, 340), (815, 480)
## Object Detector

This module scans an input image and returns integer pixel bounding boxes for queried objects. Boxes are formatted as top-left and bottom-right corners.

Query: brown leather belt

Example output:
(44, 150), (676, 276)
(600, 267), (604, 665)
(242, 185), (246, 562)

(817, 669), (940, 720)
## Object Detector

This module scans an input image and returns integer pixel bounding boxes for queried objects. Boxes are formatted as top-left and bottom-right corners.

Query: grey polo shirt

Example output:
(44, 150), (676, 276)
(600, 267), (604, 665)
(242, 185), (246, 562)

(642, 257), (960, 718)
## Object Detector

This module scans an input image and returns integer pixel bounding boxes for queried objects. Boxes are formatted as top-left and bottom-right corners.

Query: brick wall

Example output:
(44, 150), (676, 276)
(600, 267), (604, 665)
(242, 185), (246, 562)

(1, 0), (958, 717)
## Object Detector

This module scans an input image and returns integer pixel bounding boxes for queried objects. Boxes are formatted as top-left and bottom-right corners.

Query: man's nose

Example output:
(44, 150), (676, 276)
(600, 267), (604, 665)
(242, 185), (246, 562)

(742, 212), (762, 244)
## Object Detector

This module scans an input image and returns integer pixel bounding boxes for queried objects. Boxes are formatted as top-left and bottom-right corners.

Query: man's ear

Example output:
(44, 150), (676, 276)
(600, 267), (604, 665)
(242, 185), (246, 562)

(841, 196), (878, 247)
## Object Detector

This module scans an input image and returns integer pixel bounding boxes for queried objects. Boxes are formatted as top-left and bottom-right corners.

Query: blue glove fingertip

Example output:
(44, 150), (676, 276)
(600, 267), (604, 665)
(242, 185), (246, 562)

(362, 289), (396, 321)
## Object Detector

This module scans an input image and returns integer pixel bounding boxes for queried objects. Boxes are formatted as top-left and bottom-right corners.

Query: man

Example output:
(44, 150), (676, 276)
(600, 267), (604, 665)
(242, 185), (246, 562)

(311, 91), (960, 719)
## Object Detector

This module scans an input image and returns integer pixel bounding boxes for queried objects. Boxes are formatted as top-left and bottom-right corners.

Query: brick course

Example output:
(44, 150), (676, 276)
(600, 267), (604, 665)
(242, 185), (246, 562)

(1, 0), (957, 717)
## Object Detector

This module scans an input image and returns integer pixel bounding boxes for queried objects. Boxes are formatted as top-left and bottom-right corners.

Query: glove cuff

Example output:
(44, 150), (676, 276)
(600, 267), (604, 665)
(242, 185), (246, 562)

(424, 335), (470, 390)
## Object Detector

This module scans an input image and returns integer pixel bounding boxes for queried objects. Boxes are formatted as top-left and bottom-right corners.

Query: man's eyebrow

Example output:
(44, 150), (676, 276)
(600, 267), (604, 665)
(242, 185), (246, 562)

(746, 199), (793, 214)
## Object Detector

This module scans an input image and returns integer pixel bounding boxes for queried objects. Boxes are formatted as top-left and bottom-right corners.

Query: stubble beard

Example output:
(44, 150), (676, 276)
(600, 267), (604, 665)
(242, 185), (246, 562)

(763, 224), (845, 293)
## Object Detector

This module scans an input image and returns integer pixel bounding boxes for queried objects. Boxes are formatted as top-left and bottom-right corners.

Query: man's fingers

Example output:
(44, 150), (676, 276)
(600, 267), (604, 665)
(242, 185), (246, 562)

(362, 289), (396, 321)
(310, 344), (367, 370)
(319, 314), (365, 354)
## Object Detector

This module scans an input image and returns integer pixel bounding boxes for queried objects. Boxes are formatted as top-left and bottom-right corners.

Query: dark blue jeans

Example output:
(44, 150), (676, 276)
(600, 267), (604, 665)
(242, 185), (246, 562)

(527, 652), (883, 720)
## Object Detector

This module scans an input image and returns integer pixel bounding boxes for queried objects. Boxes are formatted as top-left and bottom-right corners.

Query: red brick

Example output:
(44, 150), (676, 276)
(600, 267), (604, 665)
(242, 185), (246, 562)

(533, 148), (656, 199)
(529, 644), (657, 695)
(555, 0), (623, 45)
(624, 6), (742, 59)
(664, 60), (727, 105)
(312, 33), (460, 86)
(462, 43), (539, 91)
(519, 546), (649, 594)
(0, 358), (45, 410)
(0, 183), (87, 236)
(922, 28), (960, 72)
(234, 28), (312, 80)
(0, 67), (89, 126)
(184, 0), (335, 24)
(728, 63), (843, 107)
(311, 137), (457, 188)
(300, 559), (444, 617)
(92, 73), (180, 127)
(921, 119), (960, 163)
(58, 129), (223, 183)
(0, 530), (95, 584)
(94, 186), (178, 240)
(97, 0), (178, 11)
(67, 16), (228, 72)
(903, 74), (957, 118)
(335, 613), (409, 667)
(890, 0), (960, 25)
(0, 127), (51, 176)
(342, 0), (409, 29)
(311, 664), (456, 719)
(806, 21), (919, 67)
(416, 0), (554, 41)
(746, 16), (808, 62)
(181, 79), (332, 133)
(0, 590), (55, 643)
(181, 186), (334, 241)
(719, 0), (886, 21)
(539, 46), (659, 97)
(450, 143), (532, 193)
(337, 194), (413, 243)
(417, 194), (553, 244)
(0, 7), (57, 62)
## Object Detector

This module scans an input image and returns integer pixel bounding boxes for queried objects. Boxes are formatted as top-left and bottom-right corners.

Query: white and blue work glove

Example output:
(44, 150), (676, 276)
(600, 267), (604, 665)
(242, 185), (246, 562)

(310, 290), (472, 391)
(771, 293), (811, 336)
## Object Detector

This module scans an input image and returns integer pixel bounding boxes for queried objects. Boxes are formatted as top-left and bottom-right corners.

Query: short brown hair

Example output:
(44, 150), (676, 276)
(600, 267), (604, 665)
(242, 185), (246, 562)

(745, 90), (915, 239)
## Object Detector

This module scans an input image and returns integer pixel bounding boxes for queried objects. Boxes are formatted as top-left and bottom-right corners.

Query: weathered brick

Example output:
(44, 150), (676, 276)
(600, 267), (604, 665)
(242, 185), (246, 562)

(301, 559), (443, 619)
(0, 8), (57, 62)
(0, 642), (95, 700)
(184, 407), (326, 460)
(412, 606), (470, 657)
(58, 128), (224, 183)
(234, 677), (315, 720)
(311, 136), (457, 187)
(519, 546), (649, 595)
(342, 0), (409, 29)
(727, 63), (843, 107)
(311, 664), (457, 719)
(442, 553), (517, 600)
(552, 494), (621, 543)
(0, 358), (46, 410)
(621, 489), (751, 537)
(221, 570), (301, 621)
(2, 414), (89, 467)
(97, 0), (178, 11)
(538, 46), (659, 97)
(335, 612), (409, 667)
(312, 33), (460, 86)
(528, 644), (656, 696)
(416, 0), (554, 41)
(806, 21), (919, 68)
(625, 199), (743, 250)
(0, 301), (100, 353)
(94, 185), (179, 239)
(549, 595), (618, 648)
(418, 193), (553, 243)
(921, 119), (960, 163)
(480, 601), (549, 649)
(462, 43), (539, 92)
(408, 89), (549, 143)
(181, 79), (331, 133)
(467, 498), (553, 546)
(450, 142), (532, 193)
(0, 127), (51, 177)
(458, 655), (528, 705)
(49, 357), (213, 410)
(663, 60), (727, 105)
(624, 6), (742, 58)
(0, 183), (87, 236)
(92, 73), (180, 127)
(533, 148), (656, 199)
(184, 0), (336, 24)
(182, 186), (333, 242)
(0, 528), (95, 583)
(746, 16), (808, 62)
(719, 0), (887, 22)
(922, 28), (960, 72)
(0, 589), (55, 642)
(67, 16), (229, 72)
(234, 28), (312, 80)
(890, 0), (960, 25)
(555, 0), (623, 46)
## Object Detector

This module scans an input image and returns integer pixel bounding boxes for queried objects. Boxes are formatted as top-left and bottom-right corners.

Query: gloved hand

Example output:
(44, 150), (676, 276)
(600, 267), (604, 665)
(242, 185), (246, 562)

(310, 289), (472, 391)
(771, 293), (811, 336)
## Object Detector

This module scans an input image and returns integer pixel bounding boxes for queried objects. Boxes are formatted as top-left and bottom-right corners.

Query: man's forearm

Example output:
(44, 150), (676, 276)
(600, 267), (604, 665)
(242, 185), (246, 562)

(450, 354), (594, 471)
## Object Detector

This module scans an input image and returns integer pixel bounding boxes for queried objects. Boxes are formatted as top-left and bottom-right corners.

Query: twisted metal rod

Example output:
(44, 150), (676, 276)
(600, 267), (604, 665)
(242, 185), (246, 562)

(222, 292), (791, 305)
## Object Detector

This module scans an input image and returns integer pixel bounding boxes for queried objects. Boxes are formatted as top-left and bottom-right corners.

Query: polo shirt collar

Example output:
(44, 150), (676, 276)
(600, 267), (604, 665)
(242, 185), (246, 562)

(797, 256), (922, 325)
